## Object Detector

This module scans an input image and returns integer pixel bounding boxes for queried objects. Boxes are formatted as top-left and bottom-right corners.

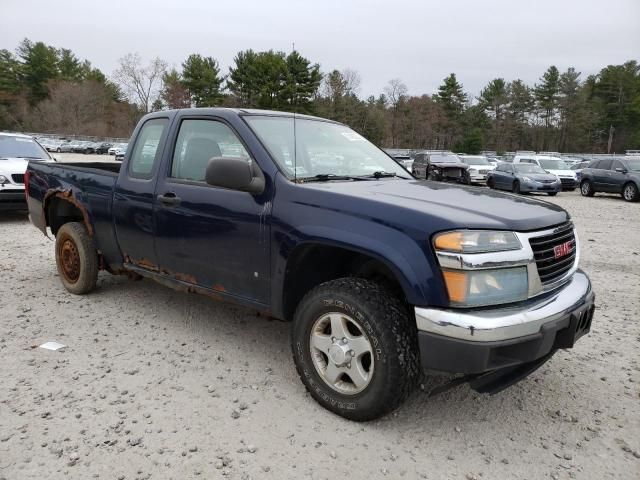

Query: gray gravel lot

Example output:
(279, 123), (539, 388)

(1, 160), (639, 479)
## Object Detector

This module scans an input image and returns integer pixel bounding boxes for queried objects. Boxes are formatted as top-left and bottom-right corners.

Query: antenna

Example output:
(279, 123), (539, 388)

(292, 41), (297, 182)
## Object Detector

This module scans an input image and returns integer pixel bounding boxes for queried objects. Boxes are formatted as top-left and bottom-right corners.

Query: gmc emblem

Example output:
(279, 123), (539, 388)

(553, 241), (572, 259)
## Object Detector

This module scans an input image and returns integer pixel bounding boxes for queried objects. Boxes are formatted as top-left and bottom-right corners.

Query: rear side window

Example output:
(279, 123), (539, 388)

(597, 159), (612, 170)
(611, 160), (625, 171)
(171, 119), (250, 182)
(129, 118), (169, 178)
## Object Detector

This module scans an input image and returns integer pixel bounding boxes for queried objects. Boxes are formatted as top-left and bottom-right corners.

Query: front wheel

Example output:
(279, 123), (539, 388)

(581, 180), (595, 197)
(622, 182), (639, 202)
(55, 222), (98, 294)
(512, 180), (521, 194)
(487, 178), (495, 189)
(547, 192), (558, 196)
(292, 278), (419, 421)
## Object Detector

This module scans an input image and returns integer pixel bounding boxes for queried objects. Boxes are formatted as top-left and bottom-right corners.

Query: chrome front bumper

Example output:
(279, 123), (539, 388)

(414, 270), (593, 342)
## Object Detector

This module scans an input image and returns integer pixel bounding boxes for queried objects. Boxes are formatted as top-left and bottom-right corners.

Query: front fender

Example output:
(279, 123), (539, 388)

(270, 221), (446, 317)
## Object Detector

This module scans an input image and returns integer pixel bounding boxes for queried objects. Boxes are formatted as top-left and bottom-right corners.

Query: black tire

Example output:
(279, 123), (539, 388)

(55, 222), (98, 294)
(622, 182), (639, 202)
(56, 147), (61, 153)
(512, 180), (520, 194)
(580, 180), (595, 197)
(292, 277), (420, 421)
(547, 192), (558, 196)
(487, 178), (495, 189)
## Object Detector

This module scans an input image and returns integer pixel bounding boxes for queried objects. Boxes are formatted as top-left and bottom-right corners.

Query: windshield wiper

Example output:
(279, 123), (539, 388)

(299, 174), (363, 183)
(360, 171), (410, 179)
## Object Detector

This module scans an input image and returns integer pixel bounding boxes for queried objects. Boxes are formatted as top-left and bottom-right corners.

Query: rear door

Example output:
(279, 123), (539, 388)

(153, 114), (271, 304)
(608, 160), (627, 193)
(113, 116), (171, 267)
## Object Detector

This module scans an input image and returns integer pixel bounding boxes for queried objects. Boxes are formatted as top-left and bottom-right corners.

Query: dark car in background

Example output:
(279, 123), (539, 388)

(487, 162), (561, 195)
(580, 157), (640, 202)
(412, 151), (469, 183)
(93, 142), (113, 154)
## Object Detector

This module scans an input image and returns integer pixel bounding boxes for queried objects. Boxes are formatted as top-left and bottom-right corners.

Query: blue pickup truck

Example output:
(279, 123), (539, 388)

(26, 108), (595, 421)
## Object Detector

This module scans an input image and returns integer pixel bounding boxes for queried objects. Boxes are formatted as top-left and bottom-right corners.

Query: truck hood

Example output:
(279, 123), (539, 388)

(0, 157), (29, 175)
(301, 179), (568, 232)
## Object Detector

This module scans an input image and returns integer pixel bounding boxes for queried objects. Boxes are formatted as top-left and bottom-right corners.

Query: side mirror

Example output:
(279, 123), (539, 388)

(205, 157), (265, 195)
(615, 167), (627, 174)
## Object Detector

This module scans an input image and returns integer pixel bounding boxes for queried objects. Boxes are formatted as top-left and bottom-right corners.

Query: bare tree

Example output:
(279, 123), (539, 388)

(384, 78), (408, 108)
(384, 78), (408, 147)
(113, 53), (167, 113)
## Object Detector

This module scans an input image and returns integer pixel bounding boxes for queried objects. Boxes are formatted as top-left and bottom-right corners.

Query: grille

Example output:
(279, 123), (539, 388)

(559, 177), (576, 186)
(479, 169), (488, 174)
(539, 179), (556, 184)
(11, 174), (25, 184)
(529, 222), (576, 285)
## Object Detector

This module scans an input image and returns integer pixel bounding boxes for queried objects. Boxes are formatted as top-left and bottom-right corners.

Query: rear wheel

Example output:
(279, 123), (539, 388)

(547, 192), (558, 196)
(581, 180), (595, 197)
(55, 222), (98, 294)
(292, 278), (419, 421)
(622, 182), (639, 202)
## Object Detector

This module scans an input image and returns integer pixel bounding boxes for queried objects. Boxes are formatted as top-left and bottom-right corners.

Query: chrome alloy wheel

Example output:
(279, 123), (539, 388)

(309, 312), (374, 395)
(623, 184), (635, 201)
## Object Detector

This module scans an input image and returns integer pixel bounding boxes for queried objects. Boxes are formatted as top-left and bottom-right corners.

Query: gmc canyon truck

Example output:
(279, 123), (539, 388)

(26, 108), (595, 421)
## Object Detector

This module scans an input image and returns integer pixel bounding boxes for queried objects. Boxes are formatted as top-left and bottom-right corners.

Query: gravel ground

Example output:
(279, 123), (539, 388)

(1, 165), (639, 479)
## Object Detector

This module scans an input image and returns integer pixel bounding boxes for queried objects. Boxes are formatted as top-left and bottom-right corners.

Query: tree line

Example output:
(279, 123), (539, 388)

(1, 38), (638, 153)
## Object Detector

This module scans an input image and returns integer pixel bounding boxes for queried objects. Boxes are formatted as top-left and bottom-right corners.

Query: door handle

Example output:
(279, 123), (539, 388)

(157, 192), (181, 206)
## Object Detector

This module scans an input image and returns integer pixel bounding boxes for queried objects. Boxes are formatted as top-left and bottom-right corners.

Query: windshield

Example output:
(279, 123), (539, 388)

(430, 154), (460, 163)
(538, 159), (568, 170)
(515, 164), (546, 174)
(0, 135), (50, 159)
(626, 159), (640, 171)
(244, 116), (409, 179)
(461, 156), (489, 165)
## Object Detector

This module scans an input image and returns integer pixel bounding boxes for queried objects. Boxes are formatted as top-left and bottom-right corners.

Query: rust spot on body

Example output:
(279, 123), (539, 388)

(43, 188), (94, 236)
(212, 284), (226, 292)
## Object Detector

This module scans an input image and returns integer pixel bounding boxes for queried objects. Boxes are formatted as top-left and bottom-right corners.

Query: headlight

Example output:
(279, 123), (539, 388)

(434, 230), (521, 253)
(0, 175), (8, 184)
(441, 267), (529, 307)
(522, 176), (532, 182)
(434, 230), (529, 307)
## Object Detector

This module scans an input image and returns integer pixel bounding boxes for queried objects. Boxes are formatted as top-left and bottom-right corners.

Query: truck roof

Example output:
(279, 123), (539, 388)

(150, 107), (336, 124)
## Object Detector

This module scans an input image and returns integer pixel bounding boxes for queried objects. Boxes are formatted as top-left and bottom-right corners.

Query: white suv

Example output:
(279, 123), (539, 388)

(0, 132), (54, 210)
(513, 154), (578, 191)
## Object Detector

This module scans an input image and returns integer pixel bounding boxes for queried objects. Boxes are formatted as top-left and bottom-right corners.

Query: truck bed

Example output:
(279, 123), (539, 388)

(26, 160), (121, 267)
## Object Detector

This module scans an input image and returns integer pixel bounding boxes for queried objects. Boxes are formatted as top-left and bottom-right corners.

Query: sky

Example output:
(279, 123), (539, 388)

(2, 0), (639, 98)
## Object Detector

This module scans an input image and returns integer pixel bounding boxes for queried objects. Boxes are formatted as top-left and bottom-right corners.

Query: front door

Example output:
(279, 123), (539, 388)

(153, 116), (271, 304)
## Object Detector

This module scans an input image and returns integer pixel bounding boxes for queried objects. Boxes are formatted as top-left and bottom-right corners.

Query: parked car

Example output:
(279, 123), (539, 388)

(0, 132), (54, 210)
(459, 155), (495, 184)
(114, 143), (128, 161)
(570, 160), (592, 182)
(26, 108), (595, 421)
(71, 141), (94, 154)
(40, 138), (63, 152)
(487, 162), (561, 195)
(108, 143), (127, 155)
(93, 142), (113, 154)
(57, 141), (76, 153)
(580, 157), (640, 202)
(412, 151), (470, 183)
(513, 154), (578, 191)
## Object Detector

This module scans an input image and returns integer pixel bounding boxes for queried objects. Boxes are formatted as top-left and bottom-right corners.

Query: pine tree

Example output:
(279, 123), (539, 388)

(181, 54), (223, 107)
